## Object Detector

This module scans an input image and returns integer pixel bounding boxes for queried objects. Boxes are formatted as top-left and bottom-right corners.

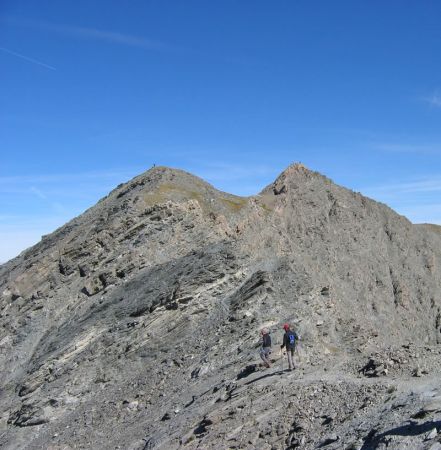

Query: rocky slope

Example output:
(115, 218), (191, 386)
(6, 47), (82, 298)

(1, 164), (441, 450)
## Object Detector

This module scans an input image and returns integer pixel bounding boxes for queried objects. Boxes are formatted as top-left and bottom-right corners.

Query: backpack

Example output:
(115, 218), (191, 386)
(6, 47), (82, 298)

(287, 331), (296, 347)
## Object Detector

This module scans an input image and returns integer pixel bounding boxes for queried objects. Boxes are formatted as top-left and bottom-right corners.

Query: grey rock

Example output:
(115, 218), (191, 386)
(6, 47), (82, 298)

(428, 443), (441, 450)
(2, 164), (441, 449)
(414, 366), (423, 377)
(426, 427), (438, 440)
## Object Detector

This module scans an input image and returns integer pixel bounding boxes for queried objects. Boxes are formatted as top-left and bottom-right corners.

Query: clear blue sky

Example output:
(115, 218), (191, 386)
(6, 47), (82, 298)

(1, 1), (441, 262)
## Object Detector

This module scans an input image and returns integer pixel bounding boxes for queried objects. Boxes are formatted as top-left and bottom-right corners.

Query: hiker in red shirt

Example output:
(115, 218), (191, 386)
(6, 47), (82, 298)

(280, 323), (299, 371)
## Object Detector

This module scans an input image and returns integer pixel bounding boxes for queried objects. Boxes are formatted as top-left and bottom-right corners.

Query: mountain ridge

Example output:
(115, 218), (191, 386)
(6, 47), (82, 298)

(2, 162), (438, 268)
(1, 164), (441, 449)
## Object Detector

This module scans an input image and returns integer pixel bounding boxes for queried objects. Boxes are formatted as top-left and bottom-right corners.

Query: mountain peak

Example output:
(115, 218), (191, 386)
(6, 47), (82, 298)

(282, 161), (310, 174)
(106, 165), (219, 206)
(2, 163), (441, 449)
(260, 162), (327, 196)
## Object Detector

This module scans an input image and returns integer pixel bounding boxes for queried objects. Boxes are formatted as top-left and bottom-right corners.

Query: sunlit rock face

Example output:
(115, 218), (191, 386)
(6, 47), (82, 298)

(2, 164), (441, 450)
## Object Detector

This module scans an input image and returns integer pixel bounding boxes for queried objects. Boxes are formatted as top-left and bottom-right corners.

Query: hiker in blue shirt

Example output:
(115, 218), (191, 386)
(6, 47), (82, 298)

(280, 323), (299, 371)
(259, 328), (272, 368)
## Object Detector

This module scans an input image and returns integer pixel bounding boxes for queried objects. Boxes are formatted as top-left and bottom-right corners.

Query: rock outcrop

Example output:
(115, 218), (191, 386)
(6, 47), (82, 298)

(1, 164), (441, 449)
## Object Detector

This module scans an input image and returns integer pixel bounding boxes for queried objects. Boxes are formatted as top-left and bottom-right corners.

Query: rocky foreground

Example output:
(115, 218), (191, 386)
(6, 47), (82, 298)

(1, 164), (441, 449)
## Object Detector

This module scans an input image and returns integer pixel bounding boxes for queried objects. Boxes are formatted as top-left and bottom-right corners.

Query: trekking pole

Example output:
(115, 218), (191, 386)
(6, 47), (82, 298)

(296, 341), (303, 366)
(280, 347), (284, 372)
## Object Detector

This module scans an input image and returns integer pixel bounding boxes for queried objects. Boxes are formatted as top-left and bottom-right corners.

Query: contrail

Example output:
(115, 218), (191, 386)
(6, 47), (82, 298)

(0, 46), (56, 70)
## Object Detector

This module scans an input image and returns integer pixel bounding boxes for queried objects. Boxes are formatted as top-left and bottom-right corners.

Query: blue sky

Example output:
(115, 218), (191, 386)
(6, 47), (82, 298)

(1, 1), (441, 262)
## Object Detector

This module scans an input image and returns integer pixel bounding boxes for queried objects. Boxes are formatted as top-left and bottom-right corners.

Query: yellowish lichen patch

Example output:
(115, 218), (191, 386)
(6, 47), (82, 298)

(219, 197), (248, 212)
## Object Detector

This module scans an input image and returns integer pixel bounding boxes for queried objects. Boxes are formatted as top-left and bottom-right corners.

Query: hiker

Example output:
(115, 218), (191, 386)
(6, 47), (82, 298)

(280, 323), (299, 371)
(259, 328), (272, 368)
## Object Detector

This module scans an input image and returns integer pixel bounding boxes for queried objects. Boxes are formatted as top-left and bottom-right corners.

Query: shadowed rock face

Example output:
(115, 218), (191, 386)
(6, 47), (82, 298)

(2, 164), (441, 450)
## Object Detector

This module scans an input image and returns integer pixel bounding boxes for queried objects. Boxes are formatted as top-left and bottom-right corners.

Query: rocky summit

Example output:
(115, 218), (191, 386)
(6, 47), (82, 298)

(2, 164), (441, 450)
